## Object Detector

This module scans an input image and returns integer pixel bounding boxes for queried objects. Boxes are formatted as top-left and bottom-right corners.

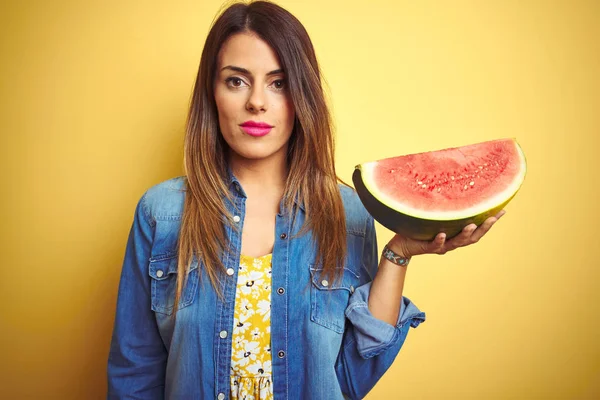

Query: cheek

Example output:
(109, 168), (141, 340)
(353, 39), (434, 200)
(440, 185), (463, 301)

(214, 90), (238, 123)
(214, 92), (227, 118)
(279, 96), (295, 126)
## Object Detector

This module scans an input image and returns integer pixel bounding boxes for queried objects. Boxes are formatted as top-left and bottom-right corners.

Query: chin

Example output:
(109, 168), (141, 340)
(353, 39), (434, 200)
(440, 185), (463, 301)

(229, 144), (286, 162)
(231, 148), (276, 160)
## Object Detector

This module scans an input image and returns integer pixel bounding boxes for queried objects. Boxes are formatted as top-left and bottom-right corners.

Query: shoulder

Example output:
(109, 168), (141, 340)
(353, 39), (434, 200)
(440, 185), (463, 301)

(141, 176), (187, 223)
(338, 183), (372, 236)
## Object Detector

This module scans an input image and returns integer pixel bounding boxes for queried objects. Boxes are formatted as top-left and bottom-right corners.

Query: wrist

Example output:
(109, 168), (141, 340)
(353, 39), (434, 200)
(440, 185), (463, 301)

(386, 237), (411, 258)
(382, 243), (412, 267)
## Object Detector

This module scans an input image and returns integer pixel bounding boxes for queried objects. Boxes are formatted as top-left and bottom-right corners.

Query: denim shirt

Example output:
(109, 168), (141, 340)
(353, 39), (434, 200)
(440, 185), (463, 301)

(107, 175), (426, 400)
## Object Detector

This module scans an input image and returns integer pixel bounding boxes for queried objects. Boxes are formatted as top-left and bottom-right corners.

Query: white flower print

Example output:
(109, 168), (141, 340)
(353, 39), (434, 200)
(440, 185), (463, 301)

(250, 327), (261, 340)
(240, 270), (265, 296)
(234, 335), (245, 347)
(238, 297), (254, 316)
(261, 360), (272, 374)
(234, 311), (252, 335)
(233, 350), (250, 368)
(244, 340), (260, 354)
(259, 382), (272, 398)
(235, 341), (260, 368)
(247, 361), (267, 376)
(257, 299), (270, 322)
(230, 254), (273, 399)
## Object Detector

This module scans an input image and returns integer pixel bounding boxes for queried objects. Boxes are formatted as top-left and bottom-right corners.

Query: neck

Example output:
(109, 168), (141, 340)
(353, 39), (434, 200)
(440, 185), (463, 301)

(229, 151), (288, 194)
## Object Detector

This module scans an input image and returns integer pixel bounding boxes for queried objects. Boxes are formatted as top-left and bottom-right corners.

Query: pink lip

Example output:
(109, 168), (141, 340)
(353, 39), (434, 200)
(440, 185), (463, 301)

(239, 121), (273, 137)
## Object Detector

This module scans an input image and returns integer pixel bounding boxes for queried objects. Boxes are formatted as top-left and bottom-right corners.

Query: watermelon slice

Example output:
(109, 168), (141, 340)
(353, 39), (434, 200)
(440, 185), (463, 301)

(353, 138), (527, 241)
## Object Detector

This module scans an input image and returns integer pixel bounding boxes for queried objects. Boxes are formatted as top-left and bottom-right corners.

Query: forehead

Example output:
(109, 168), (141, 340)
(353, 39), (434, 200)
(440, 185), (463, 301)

(217, 32), (282, 73)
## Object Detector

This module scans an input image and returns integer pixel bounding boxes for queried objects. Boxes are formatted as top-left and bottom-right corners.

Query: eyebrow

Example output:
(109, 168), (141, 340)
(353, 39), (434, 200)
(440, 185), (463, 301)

(220, 65), (284, 76)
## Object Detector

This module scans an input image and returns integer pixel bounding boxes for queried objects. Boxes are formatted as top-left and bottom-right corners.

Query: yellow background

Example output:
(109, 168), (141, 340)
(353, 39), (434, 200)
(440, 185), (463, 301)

(1, 0), (598, 398)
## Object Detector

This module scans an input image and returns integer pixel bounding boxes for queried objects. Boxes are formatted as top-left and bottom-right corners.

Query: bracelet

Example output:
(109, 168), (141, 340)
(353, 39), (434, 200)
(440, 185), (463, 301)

(382, 244), (411, 267)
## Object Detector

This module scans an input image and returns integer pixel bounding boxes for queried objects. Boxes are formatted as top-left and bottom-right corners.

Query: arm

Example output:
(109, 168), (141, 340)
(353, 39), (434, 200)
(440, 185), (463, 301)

(367, 243), (409, 325)
(107, 193), (167, 399)
(336, 207), (505, 399)
(335, 215), (426, 400)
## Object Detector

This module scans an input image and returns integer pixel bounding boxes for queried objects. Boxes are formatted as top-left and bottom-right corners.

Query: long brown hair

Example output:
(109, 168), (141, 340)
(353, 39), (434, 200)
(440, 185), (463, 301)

(174, 0), (347, 313)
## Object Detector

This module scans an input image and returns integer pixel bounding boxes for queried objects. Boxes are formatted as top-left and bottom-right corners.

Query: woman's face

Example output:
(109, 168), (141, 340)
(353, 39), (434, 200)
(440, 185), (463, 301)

(214, 32), (295, 164)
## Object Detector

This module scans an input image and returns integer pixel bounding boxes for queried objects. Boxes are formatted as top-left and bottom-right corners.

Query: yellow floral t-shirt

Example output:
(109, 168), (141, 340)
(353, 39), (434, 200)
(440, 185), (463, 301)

(230, 253), (273, 400)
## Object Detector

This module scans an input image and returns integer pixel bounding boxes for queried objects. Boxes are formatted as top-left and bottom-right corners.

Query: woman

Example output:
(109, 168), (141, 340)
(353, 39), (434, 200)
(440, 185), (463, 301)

(107, 1), (504, 399)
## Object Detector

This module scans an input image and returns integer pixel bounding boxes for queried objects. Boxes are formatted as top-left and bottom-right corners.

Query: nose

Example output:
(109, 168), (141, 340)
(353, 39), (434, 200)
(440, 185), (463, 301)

(246, 85), (267, 113)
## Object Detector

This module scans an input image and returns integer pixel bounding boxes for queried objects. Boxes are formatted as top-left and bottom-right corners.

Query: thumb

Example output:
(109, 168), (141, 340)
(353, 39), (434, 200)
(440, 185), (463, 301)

(390, 233), (444, 257)
(409, 232), (446, 256)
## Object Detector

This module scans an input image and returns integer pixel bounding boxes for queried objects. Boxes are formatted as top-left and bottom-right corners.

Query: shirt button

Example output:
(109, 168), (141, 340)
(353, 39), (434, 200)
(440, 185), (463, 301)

(226, 268), (234, 276)
(233, 215), (241, 223)
(321, 280), (329, 287)
(280, 233), (287, 239)
(156, 270), (164, 278)
(217, 393), (225, 400)
(277, 350), (285, 358)
(350, 285), (355, 293)
(219, 330), (228, 339)
(277, 287), (285, 295)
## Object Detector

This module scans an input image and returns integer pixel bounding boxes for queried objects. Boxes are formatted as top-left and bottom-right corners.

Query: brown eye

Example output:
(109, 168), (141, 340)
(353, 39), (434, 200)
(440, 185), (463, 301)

(272, 79), (286, 90)
(225, 77), (246, 88)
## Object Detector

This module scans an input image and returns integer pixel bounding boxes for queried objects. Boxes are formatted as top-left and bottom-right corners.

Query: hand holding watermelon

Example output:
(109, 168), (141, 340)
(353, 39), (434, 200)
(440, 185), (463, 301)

(353, 138), (526, 242)
(387, 209), (506, 258)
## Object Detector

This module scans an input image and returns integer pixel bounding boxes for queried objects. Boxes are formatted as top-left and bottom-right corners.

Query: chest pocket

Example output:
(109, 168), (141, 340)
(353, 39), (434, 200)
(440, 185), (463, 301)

(309, 264), (360, 334)
(148, 253), (199, 315)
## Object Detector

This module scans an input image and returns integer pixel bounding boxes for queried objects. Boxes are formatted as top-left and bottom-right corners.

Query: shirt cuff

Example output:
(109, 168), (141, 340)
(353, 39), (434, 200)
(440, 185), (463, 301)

(345, 281), (426, 359)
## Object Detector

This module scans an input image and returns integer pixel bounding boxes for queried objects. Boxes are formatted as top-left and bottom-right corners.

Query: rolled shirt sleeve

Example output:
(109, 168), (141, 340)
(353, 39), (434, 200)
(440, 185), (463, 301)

(345, 281), (426, 359)
(334, 213), (426, 399)
(346, 212), (426, 359)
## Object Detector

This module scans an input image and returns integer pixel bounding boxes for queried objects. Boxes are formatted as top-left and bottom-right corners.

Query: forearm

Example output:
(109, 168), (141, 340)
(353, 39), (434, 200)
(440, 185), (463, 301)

(336, 221), (426, 397)
(367, 242), (409, 326)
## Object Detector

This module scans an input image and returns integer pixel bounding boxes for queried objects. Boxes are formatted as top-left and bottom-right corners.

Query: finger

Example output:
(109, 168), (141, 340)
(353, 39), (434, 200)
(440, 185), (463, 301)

(495, 209), (506, 219)
(429, 232), (446, 254)
(451, 223), (477, 247)
(469, 217), (498, 243)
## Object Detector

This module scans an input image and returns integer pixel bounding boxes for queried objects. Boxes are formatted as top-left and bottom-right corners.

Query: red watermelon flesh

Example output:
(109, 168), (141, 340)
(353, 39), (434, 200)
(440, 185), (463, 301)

(353, 138), (526, 240)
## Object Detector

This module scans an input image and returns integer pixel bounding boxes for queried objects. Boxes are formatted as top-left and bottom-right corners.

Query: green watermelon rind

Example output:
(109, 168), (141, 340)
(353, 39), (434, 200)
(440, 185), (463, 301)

(353, 139), (527, 241)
